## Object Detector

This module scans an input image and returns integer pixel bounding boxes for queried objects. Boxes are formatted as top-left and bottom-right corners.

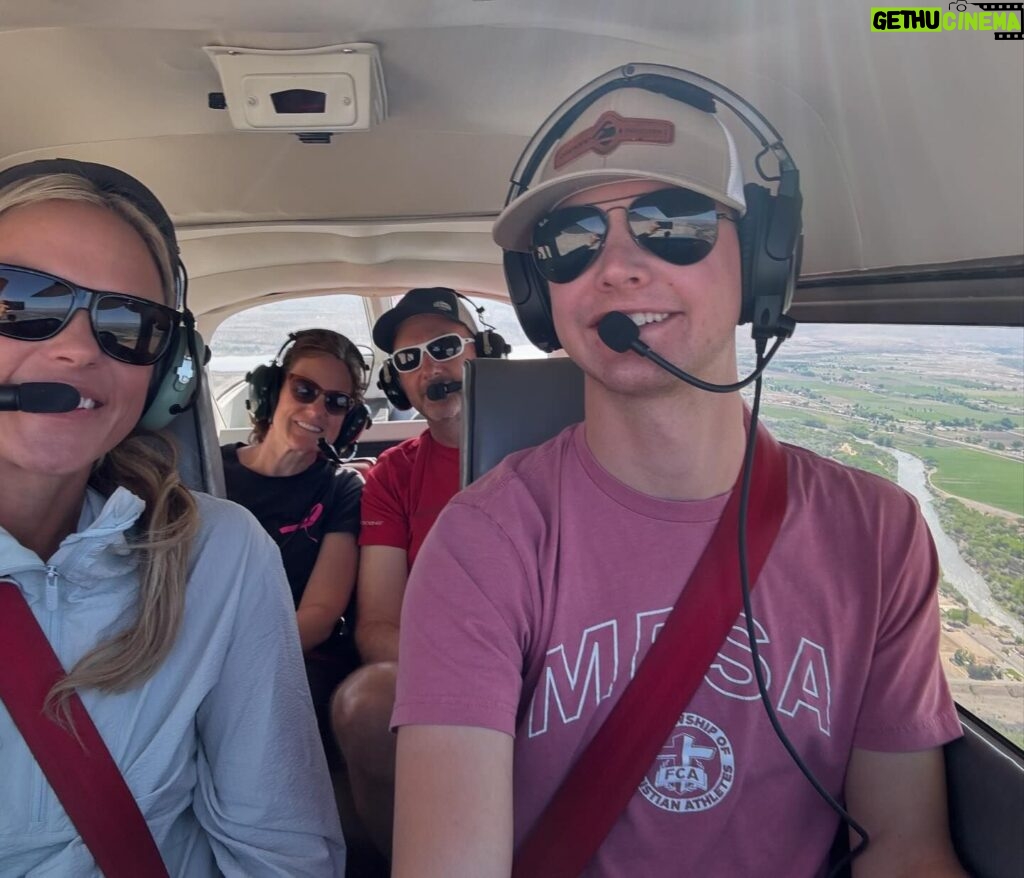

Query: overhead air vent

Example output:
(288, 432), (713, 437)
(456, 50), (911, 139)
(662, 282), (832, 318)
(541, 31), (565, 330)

(204, 43), (387, 140)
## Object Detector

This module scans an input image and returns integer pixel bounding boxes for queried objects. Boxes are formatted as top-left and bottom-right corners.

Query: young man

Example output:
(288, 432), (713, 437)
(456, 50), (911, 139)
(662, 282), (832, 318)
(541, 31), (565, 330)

(330, 287), (484, 858)
(391, 83), (966, 876)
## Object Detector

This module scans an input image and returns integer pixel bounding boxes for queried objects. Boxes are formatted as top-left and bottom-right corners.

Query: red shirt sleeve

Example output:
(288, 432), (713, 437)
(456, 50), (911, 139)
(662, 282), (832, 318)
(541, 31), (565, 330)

(852, 494), (962, 750)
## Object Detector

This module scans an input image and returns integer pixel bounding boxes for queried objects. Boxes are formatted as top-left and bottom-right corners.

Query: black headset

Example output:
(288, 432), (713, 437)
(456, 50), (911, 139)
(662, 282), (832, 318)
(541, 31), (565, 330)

(246, 330), (372, 456)
(502, 63), (803, 352)
(0, 158), (207, 431)
(377, 294), (511, 411)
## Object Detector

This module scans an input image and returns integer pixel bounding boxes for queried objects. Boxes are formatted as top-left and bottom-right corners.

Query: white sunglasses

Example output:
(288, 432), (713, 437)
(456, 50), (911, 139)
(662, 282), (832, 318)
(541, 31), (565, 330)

(391, 333), (474, 373)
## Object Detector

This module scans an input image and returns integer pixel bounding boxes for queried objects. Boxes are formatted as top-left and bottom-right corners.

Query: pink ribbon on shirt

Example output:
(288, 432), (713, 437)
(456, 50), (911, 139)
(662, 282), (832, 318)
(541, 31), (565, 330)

(279, 502), (324, 535)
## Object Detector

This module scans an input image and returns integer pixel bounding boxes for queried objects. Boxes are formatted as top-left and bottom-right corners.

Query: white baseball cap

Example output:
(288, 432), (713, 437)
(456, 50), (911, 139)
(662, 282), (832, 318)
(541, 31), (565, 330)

(493, 87), (746, 253)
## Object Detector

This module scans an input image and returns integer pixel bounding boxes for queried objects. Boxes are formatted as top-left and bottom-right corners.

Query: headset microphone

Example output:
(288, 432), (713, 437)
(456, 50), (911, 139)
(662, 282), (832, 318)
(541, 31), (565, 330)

(426, 380), (462, 401)
(0, 382), (81, 413)
(597, 311), (791, 393)
(317, 437), (343, 465)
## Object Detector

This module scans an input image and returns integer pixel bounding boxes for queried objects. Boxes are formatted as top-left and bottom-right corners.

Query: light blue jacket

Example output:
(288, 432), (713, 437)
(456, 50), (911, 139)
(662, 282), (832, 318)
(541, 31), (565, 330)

(0, 487), (346, 876)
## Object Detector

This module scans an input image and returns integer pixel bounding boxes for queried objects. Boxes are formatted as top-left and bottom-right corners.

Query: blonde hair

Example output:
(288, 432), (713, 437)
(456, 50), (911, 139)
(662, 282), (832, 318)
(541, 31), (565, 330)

(0, 173), (199, 714)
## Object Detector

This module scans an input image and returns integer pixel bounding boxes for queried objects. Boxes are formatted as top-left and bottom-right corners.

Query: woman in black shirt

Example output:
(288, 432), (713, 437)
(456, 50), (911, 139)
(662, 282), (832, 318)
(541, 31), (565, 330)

(221, 329), (370, 752)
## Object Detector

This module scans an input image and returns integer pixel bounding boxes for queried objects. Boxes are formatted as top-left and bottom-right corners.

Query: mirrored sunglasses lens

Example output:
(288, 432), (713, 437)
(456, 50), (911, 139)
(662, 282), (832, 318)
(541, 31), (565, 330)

(425, 334), (466, 362)
(393, 347), (422, 372)
(628, 190), (718, 266)
(0, 270), (75, 340)
(289, 377), (319, 404)
(323, 393), (352, 415)
(532, 206), (606, 283)
(94, 296), (173, 365)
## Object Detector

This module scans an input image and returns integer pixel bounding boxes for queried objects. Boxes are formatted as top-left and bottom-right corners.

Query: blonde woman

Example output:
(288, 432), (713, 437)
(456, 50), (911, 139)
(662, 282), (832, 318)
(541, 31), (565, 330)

(0, 160), (345, 876)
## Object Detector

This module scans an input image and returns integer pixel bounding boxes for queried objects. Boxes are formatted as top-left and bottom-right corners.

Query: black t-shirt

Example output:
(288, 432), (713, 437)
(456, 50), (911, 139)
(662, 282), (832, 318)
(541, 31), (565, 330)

(220, 443), (362, 608)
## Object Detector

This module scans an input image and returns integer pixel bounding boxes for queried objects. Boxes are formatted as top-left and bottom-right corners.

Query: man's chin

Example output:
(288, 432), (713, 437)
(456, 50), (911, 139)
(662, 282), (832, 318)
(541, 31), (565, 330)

(576, 353), (681, 396)
(421, 396), (462, 421)
(596, 372), (682, 400)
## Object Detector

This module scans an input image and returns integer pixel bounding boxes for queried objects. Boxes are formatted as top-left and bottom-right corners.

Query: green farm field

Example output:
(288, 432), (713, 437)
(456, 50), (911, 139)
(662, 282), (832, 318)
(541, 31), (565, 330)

(894, 441), (1024, 516)
(758, 402), (1023, 516)
(770, 378), (1023, 427)
(759, 404), (849, 430)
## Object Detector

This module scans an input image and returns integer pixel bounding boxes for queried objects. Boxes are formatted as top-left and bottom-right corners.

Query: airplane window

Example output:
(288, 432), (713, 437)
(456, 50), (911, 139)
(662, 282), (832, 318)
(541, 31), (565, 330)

(741, 324), (1024, 749)
(208, 294), (374, 429)
(477, 300), (537, 358)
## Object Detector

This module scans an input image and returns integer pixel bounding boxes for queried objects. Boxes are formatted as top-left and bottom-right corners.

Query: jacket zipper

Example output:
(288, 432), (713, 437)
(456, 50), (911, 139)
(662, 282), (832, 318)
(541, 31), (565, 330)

(44, 564), (59, 612)
(32, 564), (61, 823)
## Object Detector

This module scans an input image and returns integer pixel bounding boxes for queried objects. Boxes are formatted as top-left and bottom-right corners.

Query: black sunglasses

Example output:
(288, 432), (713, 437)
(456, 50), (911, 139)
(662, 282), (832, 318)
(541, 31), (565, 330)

(287, 373), (354, 416)
(531, 188), (734, 284)
(391, 333), (474, 373)
(0, 263), (178, 366)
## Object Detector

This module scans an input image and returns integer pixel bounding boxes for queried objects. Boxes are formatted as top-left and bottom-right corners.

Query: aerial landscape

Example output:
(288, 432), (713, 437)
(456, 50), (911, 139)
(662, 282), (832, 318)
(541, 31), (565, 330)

(750, 324), (1023, 746)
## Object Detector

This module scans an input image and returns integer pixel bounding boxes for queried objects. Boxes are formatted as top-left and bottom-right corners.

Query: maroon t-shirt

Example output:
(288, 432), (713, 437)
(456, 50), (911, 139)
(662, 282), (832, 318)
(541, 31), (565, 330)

(394, 424), (962, 877)
(359, 430), (460, 565)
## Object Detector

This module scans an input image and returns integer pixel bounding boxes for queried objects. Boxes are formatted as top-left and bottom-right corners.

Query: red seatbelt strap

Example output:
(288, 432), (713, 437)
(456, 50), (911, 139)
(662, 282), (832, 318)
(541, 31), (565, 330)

(0, 580), (170, 878)
(512, 426), (788, 878)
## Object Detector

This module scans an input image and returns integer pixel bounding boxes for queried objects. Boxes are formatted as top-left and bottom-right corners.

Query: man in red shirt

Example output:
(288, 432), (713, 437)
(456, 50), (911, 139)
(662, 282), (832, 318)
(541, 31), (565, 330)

(330, 287), (504, 858)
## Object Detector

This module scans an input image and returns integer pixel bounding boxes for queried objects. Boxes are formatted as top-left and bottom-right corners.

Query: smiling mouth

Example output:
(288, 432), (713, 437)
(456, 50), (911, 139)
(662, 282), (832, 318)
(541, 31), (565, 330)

(295, 420), (323, 434)
(628, 312), (671, 327)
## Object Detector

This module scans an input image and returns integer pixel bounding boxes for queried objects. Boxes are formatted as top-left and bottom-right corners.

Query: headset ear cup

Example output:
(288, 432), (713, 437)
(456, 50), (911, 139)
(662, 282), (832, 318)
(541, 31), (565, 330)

(503, 251), (560, 353)
(786, 233), (804, 315)
(335, 402), (371, 455)
(376, 360), (412, 411)
(474, 330), (511, 359)
(737, 184), (766, 327)
(737, 183), (799, 338)
(245, 362), (283, 424)
(138, 328), (207, 431)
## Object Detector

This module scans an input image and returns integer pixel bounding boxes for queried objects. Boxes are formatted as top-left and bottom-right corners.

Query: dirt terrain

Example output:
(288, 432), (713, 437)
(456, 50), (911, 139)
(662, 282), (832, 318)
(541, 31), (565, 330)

(938, 602), (1023, 738)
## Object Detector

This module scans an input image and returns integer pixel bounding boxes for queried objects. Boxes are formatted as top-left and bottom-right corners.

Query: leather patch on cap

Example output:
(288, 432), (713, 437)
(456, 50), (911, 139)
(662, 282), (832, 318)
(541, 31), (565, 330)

(553, 111), (675, 169)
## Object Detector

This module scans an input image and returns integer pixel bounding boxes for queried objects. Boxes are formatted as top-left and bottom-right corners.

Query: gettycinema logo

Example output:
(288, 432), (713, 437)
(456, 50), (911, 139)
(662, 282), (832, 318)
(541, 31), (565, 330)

(871, 3), (1024, 38)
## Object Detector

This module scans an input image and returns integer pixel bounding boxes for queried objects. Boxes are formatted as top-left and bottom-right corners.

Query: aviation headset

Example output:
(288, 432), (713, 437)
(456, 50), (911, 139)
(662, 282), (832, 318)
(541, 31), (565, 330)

(376, 291), (510, 411)
(0, 158), (206, 431)
(246, 330), (372, 456)
(502, 63), (803, 352)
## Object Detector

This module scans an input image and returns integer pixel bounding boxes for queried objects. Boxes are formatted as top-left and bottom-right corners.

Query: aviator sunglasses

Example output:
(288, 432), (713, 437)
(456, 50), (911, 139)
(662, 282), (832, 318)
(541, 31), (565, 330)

(391, 333), (474, 373)
(531, 188), (734, 284)
(286, 373), (355, 416)
(0, 263), (178, 366)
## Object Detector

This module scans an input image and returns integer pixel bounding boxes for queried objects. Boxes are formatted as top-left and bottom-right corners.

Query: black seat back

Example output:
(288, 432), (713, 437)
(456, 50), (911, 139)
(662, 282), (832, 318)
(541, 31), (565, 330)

(461, 357), (585, 487)
(945, 708), (1024, 877)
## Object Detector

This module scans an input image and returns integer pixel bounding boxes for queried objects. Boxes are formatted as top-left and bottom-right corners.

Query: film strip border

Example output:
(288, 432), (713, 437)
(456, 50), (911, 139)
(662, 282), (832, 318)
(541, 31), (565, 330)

(970, 1), (1024, 37)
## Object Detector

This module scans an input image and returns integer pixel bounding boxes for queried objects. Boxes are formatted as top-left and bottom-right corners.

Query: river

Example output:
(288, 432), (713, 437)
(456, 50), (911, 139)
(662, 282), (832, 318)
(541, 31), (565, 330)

(892, 449), (1022, 637)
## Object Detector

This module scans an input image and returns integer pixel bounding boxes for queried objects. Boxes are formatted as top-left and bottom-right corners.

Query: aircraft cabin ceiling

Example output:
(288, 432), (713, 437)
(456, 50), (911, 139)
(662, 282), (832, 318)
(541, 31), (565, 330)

(0, 0), (1021, 323)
